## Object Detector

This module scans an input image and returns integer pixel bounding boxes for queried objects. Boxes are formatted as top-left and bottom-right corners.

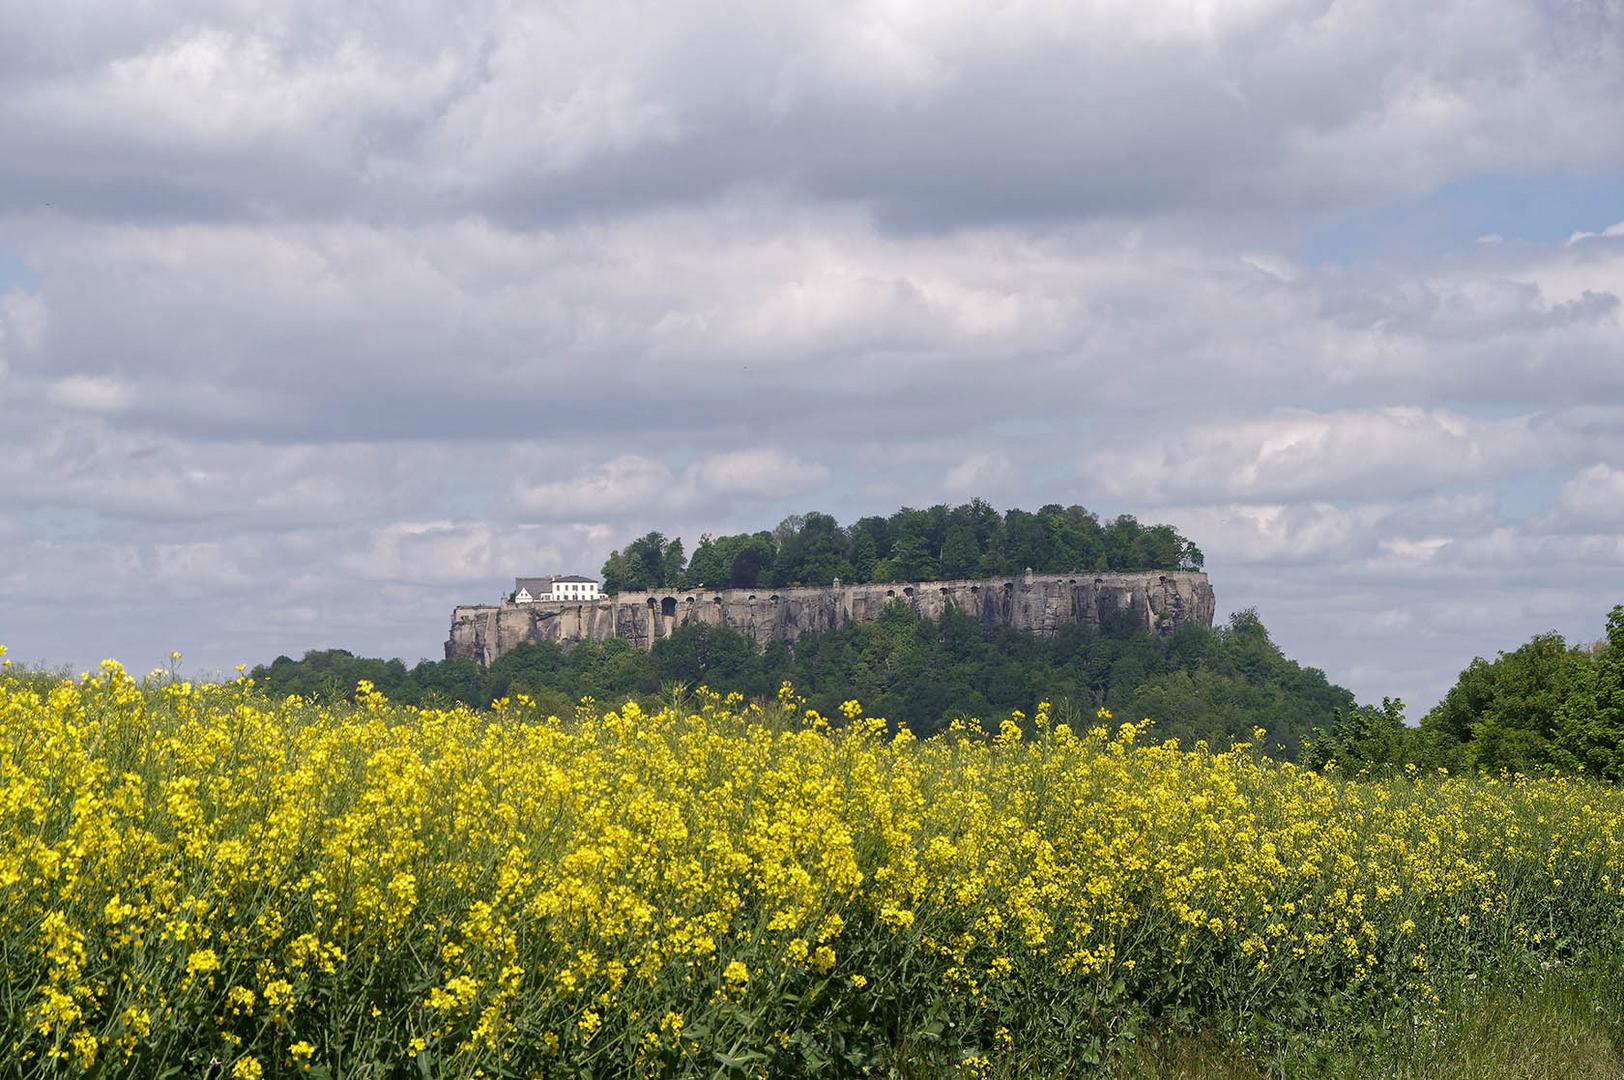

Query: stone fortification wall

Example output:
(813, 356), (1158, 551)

(446, 571), (1215, 667)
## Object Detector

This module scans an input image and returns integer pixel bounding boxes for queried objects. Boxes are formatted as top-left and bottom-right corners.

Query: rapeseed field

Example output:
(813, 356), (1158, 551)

(3, 650), (1623, 1076)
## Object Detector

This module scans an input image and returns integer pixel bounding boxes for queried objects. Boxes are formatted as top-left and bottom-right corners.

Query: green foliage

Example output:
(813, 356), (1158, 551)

(1308, 604), (1624, 781)
(679, 531), (775, 589)
(1552, 606), (1624, 781)
(253, 607), (1353, 755)
(1421, 631), (1590, 773)
(601, 500), (1203, 594)
(601, 531), (688, 593)
(1301, 698), (1415, 775)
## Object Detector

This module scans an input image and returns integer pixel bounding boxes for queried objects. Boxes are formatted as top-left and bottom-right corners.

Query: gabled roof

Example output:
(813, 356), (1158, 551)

(515, 577), (553, 595)
(554, 575), (599, 583)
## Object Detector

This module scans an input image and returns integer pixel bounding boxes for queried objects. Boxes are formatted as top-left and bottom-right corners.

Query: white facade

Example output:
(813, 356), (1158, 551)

(513, 576), (600, 603)
(548, 579), (600, 601)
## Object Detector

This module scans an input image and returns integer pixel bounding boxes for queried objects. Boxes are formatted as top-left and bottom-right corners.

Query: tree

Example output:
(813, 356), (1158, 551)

(661, 537), (687, 587)
(770, 511), (848, 587)
(1552, 607), (1624, 781)
(1420, 632), (1588, 774)
(887, 532), (937, 582)
(938, 524), (981, 580)
(730, 544), (772, 588)
(1303, 698), (1412, 774)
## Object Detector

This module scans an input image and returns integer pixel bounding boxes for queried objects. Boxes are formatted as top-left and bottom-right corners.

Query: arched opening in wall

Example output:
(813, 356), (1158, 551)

(713, 596), (724, 605)
(886, 590), (895, 598)
(1067, 579), (1077, 586)
(969, 585), (979, 594)
(1159, 575), (1168, 584)
(646, 597), (658, 610)
(903, 587), (914, 597)
(661, 597), (678, 618)
(1094, 577), (1104, 585)
(769, 594), (780, 604)
(940, 587), (950, 596)
(686, 596), (696, 604)
(1002, 582), (1014, 596)
(748, 595), (757, 602)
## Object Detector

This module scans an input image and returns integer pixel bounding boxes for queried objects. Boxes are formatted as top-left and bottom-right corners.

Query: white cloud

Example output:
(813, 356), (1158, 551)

(45, 375), (134, 413)
(1082, 407), (1613, 504)
(511, 449), (829, 518)
(1551, 463), (1624, 527)
(943, 452), (1015, 498)
(686, 449), (829, 498)
(1565, 221), (1624, 246)
(513, 456), (682, 518)
(3, 0), (1624, 717)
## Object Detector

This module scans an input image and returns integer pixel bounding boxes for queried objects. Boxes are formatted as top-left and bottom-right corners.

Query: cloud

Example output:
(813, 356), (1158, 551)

(511, 449), (829, 519)
(45, 375), (135, 413)
(686, 449), (830, 498)
(943, 452), (1015, 498)
(1551, 463), (1624, 528)
(1566, 221), (1624, 246)
(3, 0), (1624, 720)
(3, 0), (1622, 226)
(1083, 407), (1608, 504)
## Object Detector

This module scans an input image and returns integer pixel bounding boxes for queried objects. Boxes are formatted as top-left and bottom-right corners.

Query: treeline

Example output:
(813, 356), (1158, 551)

(251, 604), (1349, 757)
(1307, 605), (1624, 780)
(599, 500), (1204, 594)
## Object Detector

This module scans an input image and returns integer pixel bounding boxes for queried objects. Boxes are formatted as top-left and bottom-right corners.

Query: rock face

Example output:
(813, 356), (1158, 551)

(446, 571), (1216, 667)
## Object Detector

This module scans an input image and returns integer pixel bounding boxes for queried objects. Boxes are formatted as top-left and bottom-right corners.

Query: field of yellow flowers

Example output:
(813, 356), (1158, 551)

(3, 652), (1624, 1077)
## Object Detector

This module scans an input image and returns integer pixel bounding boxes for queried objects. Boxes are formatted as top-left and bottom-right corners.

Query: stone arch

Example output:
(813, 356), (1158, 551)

(769, 594), (780, 604)
(886, 589), (895, 598)
(903, 586), (914, 597)
(661, 597), (677, 617)
(646, 597), (657, 609)
(748, 595), (757, 602)
(1067, 578), (1077, 586)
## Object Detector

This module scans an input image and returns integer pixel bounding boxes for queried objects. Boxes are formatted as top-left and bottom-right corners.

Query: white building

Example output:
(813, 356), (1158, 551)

(513, 575), (602, 603)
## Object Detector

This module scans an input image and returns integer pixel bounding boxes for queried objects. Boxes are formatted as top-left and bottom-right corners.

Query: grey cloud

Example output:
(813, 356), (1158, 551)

(4, 0), (1624, 720)
(510, 449), (830, 519)
(1082, 407), (1621, 504)
(2, 0), (1621, 227)
(8, 211), (1624, 458)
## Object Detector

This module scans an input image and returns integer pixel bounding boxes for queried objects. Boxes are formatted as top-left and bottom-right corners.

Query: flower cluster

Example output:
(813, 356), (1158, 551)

(3, 658), (1623, 1074)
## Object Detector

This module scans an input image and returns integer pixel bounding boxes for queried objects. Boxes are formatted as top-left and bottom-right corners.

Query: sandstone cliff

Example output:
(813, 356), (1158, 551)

(446, 571), (1215, 667)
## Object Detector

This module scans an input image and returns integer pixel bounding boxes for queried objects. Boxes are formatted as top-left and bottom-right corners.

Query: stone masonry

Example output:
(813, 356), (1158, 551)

(445, 570), (1216, 667)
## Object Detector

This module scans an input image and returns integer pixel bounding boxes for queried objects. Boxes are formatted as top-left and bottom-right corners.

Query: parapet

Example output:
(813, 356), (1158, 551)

(446, 571), (1215, 667)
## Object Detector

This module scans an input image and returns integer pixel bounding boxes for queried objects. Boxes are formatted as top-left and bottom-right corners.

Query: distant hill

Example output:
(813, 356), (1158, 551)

(253, 603), (1352, 759)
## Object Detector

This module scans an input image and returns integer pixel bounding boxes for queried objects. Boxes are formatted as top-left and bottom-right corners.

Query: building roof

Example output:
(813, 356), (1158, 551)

(515, 577), (553, 595)
(554, 574), (599, 583)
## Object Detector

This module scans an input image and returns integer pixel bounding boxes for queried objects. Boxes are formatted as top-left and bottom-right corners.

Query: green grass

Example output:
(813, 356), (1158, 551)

(1108, 963), (1624, 1078)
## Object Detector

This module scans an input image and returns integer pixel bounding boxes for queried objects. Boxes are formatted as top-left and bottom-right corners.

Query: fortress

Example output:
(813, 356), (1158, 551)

(446, 570), (1216, 667)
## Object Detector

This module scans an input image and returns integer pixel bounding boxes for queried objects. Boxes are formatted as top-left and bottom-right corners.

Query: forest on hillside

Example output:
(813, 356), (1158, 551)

(252, 604), (1349, 757)
(597, 500), (1204, 594)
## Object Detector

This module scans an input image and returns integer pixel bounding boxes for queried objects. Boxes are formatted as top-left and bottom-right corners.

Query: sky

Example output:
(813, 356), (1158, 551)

(1, 0), (1622, 715)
